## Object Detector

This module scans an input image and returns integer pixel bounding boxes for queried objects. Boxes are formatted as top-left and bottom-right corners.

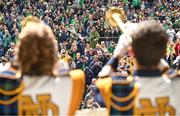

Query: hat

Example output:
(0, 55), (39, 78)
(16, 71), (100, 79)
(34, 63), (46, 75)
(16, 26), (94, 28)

(101, 41), (105, 44)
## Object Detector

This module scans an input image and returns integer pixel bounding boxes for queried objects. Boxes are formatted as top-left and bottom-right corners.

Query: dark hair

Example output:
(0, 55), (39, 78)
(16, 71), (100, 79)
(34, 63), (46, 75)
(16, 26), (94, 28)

(131, 20), (168, 68)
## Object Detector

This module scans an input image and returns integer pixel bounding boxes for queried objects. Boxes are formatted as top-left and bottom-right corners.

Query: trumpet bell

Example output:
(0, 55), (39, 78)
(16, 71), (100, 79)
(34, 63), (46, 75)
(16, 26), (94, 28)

(106, 7), (126, 27)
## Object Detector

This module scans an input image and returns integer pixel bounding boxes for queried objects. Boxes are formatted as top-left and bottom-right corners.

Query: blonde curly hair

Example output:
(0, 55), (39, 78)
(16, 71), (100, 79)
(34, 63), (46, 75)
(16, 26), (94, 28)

(21, 16), (41, 28)
(17, 21), (58, 76)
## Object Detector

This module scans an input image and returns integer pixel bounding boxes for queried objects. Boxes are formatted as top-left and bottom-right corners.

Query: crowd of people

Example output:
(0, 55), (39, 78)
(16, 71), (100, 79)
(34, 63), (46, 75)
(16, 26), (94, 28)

(0, 0), (180, 109)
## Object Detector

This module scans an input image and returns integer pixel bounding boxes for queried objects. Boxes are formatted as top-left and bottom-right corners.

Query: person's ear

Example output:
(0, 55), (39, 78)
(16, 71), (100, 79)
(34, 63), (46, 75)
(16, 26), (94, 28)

(128, 46), (135, 57)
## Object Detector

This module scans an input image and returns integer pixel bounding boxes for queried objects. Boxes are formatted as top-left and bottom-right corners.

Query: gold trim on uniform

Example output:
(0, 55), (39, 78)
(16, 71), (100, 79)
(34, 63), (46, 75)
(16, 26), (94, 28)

(111, 98), (135, 111)
(0, 93), (21, 105)
(111, 83), (138, 102)
(68, 69), (85, 115)
(0, 82), (24, 105)
(96, 76), (139, 114)
(96, 77), (112, 115)
(0, 82), (25, 95)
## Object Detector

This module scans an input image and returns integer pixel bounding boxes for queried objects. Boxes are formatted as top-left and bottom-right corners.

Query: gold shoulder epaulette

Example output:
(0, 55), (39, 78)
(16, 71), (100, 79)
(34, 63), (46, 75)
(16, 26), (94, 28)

(68, 69), (85, 115)
(111, 82), (139, 111)
(0, 82), (25, 105)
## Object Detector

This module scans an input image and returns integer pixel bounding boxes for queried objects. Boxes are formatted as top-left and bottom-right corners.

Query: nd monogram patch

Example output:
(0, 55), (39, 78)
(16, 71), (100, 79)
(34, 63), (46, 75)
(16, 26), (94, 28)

(19, 94), (59, 115)
(135, 97), (175, 115)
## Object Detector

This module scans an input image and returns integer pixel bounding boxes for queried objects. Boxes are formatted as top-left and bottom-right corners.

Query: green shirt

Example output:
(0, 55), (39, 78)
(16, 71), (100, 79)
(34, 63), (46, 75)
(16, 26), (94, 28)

(3, 35), (12, 48)
(132, 0), (141, 7)
(108, 46), (115, 53)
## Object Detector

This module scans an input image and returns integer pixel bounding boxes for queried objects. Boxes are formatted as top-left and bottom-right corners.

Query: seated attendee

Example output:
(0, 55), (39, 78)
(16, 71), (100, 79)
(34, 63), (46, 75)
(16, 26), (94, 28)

(100, 41), (108, 53)
(75, 52), (83, 69)
(16, 18), (85, 115)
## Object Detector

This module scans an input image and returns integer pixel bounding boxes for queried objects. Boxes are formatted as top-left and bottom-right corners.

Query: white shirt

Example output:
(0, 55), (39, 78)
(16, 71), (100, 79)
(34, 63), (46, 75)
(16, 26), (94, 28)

(176, 31), (180, 39)
(166, 29), (176, 40)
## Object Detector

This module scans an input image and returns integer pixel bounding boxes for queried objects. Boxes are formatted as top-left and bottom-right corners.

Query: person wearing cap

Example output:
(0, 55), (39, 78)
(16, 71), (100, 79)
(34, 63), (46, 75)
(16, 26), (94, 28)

(100, 41), (108, 53)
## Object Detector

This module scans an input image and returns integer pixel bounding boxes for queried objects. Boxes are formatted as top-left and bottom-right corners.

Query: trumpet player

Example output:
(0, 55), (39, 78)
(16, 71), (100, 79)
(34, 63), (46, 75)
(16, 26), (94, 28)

(96, 20), (180, 115)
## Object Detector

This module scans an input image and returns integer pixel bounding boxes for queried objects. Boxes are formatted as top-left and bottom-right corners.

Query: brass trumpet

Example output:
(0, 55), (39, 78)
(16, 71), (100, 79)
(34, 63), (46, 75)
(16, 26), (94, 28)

(106, 7), (126, 33)
(98, 7), (132, 78)
(99, 7), (176, 79)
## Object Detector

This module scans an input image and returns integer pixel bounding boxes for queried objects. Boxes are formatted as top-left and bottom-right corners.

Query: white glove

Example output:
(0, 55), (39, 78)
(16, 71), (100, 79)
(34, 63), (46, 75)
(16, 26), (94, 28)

(158, 59), (169, 72)
(113, 34), (132, 57)
(113, 23), (137, 57)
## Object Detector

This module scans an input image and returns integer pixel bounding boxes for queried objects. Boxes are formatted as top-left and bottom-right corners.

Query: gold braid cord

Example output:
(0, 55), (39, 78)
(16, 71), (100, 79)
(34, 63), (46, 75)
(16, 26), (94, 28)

(111, 83), (139, 111)
(0, 82), (25, 105)
(111, 83), (138, 102)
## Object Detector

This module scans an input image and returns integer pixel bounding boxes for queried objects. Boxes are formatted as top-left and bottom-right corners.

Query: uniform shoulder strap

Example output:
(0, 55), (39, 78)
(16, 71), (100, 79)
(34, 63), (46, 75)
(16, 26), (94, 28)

(96, 77), (112, 113)
(0, 74), (24, 105)
(68, 69), (85, 115)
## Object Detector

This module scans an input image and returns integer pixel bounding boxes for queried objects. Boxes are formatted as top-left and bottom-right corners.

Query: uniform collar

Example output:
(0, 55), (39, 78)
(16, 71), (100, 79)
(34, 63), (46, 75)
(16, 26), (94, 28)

(133, 69), (161, 77)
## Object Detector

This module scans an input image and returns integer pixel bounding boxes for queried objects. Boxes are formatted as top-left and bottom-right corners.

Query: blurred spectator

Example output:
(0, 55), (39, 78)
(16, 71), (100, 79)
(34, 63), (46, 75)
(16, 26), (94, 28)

(174, 39), (180, 57)
(89, 27), (100, 48)
(69, 43), (79, 60)
(108, 41), (116, 53)
(100, 41), (108, 53)
(91, 60), (102, 78)
(85, 67), (94, 86)
(84, 86), (100, 109)
(87, 78), (96, 92)
(166, 25), (176, 41)
(67, 57), (76, 70)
